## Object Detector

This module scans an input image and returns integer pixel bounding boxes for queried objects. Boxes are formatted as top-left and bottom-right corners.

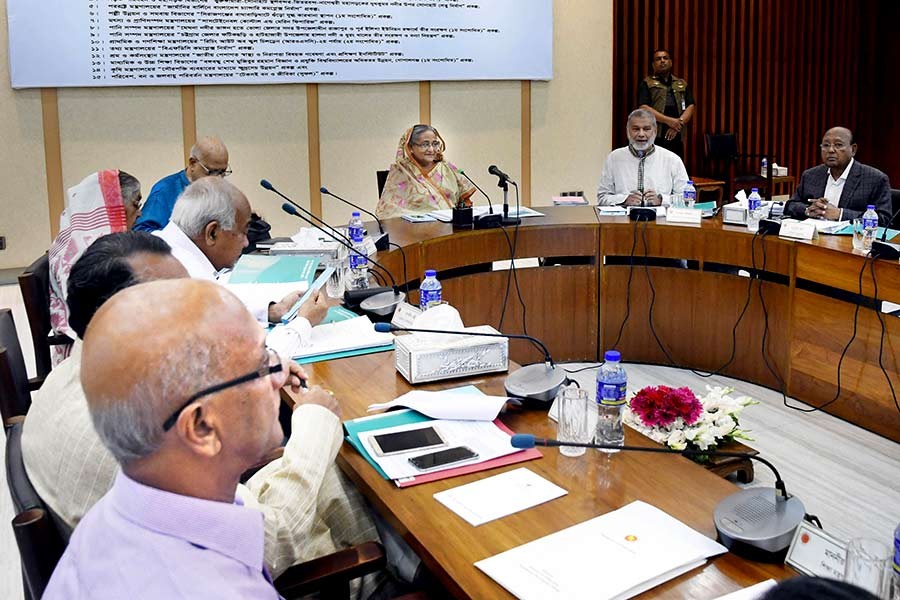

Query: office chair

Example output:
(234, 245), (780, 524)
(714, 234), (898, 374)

(0, 309), (42, 432)
(377, 170), (390, 198)
(17, 253), (73, 378)
(704, 133), (774, 202)
(890, 189), (900, 228)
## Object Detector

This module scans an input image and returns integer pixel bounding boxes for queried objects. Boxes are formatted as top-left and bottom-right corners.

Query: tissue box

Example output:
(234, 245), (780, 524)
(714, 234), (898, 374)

(722, 201), (749, 225)
(393, 325), (509, 384)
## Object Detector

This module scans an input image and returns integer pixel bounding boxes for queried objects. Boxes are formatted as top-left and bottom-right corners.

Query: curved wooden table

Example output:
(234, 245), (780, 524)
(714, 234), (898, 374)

(373, 206), (900, 443)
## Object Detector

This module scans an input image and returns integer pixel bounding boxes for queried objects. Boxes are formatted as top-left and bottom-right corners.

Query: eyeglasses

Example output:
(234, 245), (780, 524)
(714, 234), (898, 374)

(162, 349), (283, 432)
(820, 143), (848, 151)
(412, 141), (443, 150)
(194, 156), (233, 177)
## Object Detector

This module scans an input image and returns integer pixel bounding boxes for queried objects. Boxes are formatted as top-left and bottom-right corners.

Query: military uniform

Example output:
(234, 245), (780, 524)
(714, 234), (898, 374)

(637, 75), (695, 158)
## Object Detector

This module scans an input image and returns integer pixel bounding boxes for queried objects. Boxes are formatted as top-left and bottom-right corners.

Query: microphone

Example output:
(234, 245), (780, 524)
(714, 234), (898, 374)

(373, 323), (567, 403)
(872, 204), (900, 260)
(488, 164), (511, 182)
(320, 186), (390, 251)
(488, 164), (520, 227)
(459, 170), (502, 229)
(510, 433), (806, 563)
(262, 179), (351, 246)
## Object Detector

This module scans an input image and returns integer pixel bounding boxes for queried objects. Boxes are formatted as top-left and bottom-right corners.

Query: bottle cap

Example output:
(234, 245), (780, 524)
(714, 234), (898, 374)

(425, 269), (437, 277)
(604, 350), (621, 362)
(686, 180), (693, 185)
(352, 211), (360, 217)
(867, 205), (875, 210)
(751, 188), (759, 193)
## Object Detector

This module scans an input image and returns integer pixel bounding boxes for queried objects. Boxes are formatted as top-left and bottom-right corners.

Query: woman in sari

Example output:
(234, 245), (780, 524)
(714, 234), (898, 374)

(48, 170), (142, 364)
(375, 124), (476, 219)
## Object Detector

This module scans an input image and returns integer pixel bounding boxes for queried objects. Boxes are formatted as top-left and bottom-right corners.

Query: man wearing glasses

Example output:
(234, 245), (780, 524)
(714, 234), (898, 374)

(134, 135), (232, 232)
(784, 127), (892, 226)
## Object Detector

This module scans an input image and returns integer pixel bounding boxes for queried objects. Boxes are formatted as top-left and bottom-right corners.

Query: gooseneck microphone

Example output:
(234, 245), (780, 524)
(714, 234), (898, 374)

(320, 186), (390, 251)
(511, 434), (807, 563)
(459, 170), (502, 230)
(488, 164), (520, 227)
(374, 323), (567, 402)
(262, 179), (350, 245)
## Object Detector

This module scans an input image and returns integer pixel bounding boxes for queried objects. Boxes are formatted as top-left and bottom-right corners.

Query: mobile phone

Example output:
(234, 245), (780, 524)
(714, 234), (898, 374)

(370, 426), (446, 457)
(408, 446), (479, 471)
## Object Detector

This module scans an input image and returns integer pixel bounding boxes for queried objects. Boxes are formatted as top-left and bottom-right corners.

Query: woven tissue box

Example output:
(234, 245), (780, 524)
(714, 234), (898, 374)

(393, 325), (509, 384)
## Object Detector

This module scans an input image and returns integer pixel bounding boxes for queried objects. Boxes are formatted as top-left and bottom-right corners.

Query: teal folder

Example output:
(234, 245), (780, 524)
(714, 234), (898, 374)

(830, 225), (900, 240)
(230, 255), (319, 284)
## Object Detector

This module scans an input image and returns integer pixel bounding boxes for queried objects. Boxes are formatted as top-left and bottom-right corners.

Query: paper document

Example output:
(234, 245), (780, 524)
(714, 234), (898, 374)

(713, 580), (777, 600)
(597, 206), (628, 216)
(357, 419), (521, 480)
(291, 315), (393, 359)
(229, 254), (318, 284)
(475, 500), (727, 600)
(434, 468), (567, 526)
(367, 390), (509, 421)
(812, 219), (851, 234)
(427, 206), (544, 221)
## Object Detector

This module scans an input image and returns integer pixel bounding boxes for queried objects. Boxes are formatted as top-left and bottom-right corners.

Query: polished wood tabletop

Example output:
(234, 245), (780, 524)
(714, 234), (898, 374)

(364, 206), (900, 442)
(295, 354), (792, 599)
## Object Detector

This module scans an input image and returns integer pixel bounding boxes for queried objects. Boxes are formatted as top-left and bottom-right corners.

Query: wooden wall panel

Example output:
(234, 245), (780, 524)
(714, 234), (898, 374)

(613, 0), (873, 184)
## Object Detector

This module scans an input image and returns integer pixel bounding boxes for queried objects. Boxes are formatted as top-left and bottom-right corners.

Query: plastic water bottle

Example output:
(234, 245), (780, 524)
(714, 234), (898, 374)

(747, 188), (762, 233)
(348, 212), (369, 290)
(595, 350), (626, 452)
(760, 157), (768, 177)
(419, 269), (442, 310)
(682, 180), (697, 209)
(862, 204), (879, 253)
(892, 522), (900, 599)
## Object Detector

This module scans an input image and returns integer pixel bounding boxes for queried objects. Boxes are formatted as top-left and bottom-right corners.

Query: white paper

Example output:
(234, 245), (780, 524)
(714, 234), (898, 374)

(427, 206), (544, 222)
(598, 206), (628, 216)
(224, 282), (309, 311)
(358, 419), (520, 480)
(475, 500), (727, 600)
(713, 580), (777, 600)
(434, 468), (567, 526)
(291, 315), (393, 359)
(812, 219), (850, 234)
(367, 390), (509, 421)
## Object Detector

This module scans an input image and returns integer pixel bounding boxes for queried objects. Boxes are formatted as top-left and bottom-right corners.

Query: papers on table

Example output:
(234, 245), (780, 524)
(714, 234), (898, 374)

(229, 254), (318, 284)
(289, 315), (393, 359)
(434, 468), (567, 526)
(426, 206), (545, 221)
(475, 500), (727, 600)
(357, 418), (522, 480)
(812, 219), (851, 234)
(597, 206), (627, 216)
(366, 390), (509, 421)
(713, 580), (777, 600)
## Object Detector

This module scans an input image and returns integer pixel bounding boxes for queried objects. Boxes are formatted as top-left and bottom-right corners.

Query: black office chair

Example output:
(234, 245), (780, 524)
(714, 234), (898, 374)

(0, 309), (42, 432)
(377, 170), (390, 198)
(17, 254), (73, 378)
(704, 133), (774, 202)
(890, 188), (900, 228)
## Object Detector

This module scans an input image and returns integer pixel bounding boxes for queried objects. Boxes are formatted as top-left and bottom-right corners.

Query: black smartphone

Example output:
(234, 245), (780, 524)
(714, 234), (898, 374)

(370, 426), (445, 456)
(408, 446), (479, 471)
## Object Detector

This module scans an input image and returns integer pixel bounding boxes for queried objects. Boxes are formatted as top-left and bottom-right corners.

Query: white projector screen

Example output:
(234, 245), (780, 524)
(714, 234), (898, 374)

(7, 0), (552, 88)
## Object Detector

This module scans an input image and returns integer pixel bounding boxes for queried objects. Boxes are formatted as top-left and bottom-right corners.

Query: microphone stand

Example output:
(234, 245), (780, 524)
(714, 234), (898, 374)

(320, 186), (390, 251)
(459, 170), (501, 229)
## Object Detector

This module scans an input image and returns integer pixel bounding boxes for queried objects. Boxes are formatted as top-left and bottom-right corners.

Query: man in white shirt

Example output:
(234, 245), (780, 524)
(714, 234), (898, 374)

(155, 177), (325, 325)
(597, 108), (689, 206)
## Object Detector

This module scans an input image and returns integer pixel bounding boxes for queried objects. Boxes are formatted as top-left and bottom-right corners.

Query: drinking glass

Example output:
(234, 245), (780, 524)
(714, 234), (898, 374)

(843, 537), (892, 598)
(556, 386), (593, 458)
(851, 218), (865, 251)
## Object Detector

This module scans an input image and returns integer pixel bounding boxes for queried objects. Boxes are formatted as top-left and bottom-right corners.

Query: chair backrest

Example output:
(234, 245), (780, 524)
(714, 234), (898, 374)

(0, 309), (32, 426)
(705, 133), (739, 161)
(890, 189), (900, 228)
(17, 254), (53, 378)
(6, 421), (67, 599)
(376, 170), (389, 198)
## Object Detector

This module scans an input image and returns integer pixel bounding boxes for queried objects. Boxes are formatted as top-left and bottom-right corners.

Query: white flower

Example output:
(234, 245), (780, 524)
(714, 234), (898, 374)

(666, 429), (687, 450)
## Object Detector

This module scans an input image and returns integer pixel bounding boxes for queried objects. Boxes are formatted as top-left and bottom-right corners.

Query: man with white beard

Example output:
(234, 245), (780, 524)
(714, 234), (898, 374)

(597, 108), (689, 206)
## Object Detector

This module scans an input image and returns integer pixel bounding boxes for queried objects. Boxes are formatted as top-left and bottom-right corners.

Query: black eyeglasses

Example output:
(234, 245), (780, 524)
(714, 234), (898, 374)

(162, 349), (283, 431)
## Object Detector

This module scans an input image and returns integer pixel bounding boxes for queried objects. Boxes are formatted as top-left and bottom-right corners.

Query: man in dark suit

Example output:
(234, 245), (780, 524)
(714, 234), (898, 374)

(784, 127), (892, 226)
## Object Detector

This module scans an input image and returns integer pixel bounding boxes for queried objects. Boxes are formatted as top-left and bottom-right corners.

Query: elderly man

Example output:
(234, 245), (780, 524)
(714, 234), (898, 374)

(134, 135), (230, 232)
(155, 176), (319, 325)
(26, 233), (378, 588)
(598, 108), (689, 206)
(638, 49), (695, 158)
(784, 127), (892, 226)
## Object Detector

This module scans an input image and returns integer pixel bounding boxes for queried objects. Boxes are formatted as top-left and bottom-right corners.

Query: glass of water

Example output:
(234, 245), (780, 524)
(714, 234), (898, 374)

(851, 218), (865, 251)
(325, 246), (348, 298)
(556, 386), (593, 457)
(843, 537), (892, 598)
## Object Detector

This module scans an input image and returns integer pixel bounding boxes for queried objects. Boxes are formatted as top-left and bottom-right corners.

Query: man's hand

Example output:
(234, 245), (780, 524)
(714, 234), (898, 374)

(296, 289), (329, 326)
(268, 289), (304, 323)
(296, 384), (341, 418)
(643, 190), (662, 206)
(667, 116), (682, 132)
(805, 198), (839, 220)
(624, 191), (644, 206)
(283, 361), (309, 393)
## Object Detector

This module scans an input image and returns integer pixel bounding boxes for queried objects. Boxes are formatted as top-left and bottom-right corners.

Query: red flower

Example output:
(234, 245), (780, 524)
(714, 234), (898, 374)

(629, 385), (703, 428)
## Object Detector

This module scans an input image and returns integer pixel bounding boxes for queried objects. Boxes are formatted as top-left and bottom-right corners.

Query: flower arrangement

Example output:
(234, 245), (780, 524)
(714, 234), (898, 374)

(624, 385), (756, 455)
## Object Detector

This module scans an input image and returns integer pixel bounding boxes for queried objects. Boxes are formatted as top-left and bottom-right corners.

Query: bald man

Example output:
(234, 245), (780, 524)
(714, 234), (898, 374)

(134, 135), (231, 232)
(156, 176), (327, 325)
(43, 279), (356, 598)
(784, 127), (892, 226)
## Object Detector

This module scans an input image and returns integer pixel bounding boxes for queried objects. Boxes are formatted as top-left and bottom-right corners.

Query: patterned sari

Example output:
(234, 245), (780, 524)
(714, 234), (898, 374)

(48, 170), (128, 364)
(375, 127), (475, 219)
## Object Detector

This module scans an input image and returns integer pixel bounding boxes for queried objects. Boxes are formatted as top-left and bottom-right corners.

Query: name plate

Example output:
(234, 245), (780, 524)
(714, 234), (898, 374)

(785, 521), (847, 578)
(390, 302), (422, 330)
(665, 207), (702, 224)
(779, 219), (817, 241)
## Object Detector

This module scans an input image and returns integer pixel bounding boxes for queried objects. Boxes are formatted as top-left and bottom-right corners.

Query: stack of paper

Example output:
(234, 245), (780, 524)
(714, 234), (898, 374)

(229, 254), (318, 284)
(475, 500), (727, 600)
(291, 315), (394, 360)
(426, 206), (545, 221)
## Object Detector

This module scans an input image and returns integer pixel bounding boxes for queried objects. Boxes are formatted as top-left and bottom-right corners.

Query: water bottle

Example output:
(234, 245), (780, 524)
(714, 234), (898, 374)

(682, 180), (697, 209)
(892, 522), (900, 599)
(595, 350), (626, 452)
(348, 212), (369, 290)
(419, 269), (442, 310)
(747, 188), (762, 233)
(760, 157), (768, 177)
(862, 204), (879, 253)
